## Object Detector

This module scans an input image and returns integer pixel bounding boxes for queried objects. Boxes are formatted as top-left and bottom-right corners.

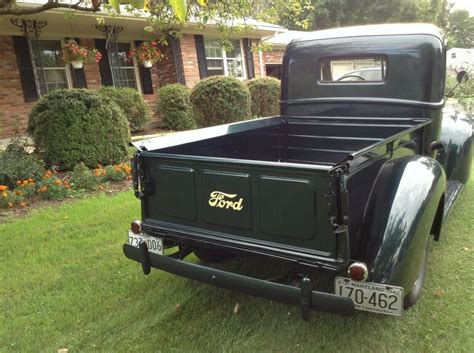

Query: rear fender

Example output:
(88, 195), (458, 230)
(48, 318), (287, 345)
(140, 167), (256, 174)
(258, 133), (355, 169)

(355, 156), (446, 292)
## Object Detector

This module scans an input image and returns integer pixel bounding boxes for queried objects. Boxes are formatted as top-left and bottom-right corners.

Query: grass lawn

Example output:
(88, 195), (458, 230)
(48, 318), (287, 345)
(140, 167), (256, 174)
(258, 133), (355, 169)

(1, 169), (473, 353)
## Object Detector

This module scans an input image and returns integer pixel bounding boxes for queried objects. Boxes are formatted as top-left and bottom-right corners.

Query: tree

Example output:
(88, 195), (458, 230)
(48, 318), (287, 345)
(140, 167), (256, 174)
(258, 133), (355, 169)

(445, 9), (474, 48)
(256, 0), (315, 30)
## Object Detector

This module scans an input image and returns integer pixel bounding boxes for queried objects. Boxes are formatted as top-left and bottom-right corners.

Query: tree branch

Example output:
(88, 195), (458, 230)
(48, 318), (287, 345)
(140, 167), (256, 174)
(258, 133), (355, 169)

(0, 0), (98, 16)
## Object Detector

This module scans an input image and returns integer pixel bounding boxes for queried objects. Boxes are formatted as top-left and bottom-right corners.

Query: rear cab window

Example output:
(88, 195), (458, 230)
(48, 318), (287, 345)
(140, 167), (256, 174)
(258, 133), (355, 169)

(320, 57), (388, 83)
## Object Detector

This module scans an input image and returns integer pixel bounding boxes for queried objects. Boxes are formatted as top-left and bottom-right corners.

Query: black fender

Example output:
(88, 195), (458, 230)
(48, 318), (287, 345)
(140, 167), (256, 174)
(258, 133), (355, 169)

(355, 155), (446, 293)
(437, 103), (473, 184)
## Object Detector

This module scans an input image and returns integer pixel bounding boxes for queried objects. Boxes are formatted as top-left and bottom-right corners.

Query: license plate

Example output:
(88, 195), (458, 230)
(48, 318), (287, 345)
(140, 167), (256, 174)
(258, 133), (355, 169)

(335, 277), (404, 316)
(128, 231), (164, 255)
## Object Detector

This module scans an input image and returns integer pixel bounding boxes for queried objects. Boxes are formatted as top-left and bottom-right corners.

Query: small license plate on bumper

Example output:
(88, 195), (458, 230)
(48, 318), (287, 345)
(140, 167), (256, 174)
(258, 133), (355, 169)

(128, 231), (164, 255)
(335, 277), (404, 316)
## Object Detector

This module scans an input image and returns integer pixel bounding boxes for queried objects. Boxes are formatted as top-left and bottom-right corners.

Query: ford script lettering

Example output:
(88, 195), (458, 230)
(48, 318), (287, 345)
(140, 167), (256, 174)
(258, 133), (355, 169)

(208, 191), (244, 211)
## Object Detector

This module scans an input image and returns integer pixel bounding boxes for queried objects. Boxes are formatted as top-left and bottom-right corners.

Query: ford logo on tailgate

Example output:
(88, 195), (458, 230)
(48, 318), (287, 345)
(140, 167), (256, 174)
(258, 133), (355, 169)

(208, 191), (244, 211)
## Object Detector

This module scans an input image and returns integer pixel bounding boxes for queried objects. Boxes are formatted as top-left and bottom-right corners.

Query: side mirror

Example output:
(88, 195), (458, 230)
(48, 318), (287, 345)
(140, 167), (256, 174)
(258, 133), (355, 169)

(456, 71), (469, 84)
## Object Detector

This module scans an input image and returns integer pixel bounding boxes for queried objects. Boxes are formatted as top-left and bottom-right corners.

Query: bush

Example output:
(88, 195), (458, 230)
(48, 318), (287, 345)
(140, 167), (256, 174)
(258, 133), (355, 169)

(71, 163), (99, 191)
(190, 76), (251, 127)
(28, 89), (130, 170)
(0, 136), (45, 188)
(246, 77), (281, 117)
(98, 86), (151, 132)
(157, 84), (197, 130)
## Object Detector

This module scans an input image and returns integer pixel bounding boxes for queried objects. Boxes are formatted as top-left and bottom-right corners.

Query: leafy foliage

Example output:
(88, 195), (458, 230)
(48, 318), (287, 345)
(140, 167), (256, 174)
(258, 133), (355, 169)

(190, 76), (251, 127)
(71, 163), (100, 191)
(246, 77), (281, 117)
(447, 74), (474, 115)
(28, 89), (130, 170)
(98, 86), (151, 132)
(157, 84), (197, 131)
(0, 136), (45, 189)
(445, 10), (474, 48)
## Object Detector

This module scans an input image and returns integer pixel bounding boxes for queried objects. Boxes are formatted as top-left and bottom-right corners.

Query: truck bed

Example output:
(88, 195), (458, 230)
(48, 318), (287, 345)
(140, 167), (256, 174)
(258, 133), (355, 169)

(135, 116), (429, 264)
(144, 116), (427, 167)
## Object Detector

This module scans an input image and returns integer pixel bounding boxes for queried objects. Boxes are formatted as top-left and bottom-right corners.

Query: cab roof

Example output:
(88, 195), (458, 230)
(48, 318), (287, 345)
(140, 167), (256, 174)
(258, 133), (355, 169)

(292, 23), (444, 44)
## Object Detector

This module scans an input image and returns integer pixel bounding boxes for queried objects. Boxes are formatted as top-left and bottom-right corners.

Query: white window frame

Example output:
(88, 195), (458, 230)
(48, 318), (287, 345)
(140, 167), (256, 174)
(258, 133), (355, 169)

(29, 38), (73, 96)
(204, 37), (247, 79)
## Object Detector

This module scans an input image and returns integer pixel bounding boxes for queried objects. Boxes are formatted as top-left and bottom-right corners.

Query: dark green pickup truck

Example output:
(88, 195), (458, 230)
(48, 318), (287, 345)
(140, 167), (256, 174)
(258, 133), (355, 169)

(123, 23), (472, 318)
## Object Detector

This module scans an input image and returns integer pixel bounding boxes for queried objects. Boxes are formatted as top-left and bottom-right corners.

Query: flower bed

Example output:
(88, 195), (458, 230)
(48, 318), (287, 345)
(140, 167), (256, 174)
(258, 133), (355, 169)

(1, 163), (132, 210)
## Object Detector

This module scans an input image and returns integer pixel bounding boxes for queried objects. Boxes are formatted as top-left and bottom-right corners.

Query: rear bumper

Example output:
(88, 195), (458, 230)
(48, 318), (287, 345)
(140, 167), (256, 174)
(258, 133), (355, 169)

(123, 243), (355, 317)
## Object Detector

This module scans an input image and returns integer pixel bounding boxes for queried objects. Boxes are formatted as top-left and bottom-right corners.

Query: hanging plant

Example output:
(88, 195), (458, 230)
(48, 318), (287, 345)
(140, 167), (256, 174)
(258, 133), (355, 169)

(62, 39), (102, 69)
(128, 41), (163, 68)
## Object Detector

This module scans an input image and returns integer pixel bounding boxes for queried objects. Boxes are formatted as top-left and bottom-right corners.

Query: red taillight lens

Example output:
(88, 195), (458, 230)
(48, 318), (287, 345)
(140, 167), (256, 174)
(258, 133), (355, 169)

(348, 262), (368, 282)
(131, 220), (142, 234)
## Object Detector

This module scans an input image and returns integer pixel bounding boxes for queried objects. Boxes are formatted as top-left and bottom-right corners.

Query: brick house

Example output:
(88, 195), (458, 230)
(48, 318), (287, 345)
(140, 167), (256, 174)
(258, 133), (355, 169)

(0, 6), (286, 139)
(262, 30), (308, 79)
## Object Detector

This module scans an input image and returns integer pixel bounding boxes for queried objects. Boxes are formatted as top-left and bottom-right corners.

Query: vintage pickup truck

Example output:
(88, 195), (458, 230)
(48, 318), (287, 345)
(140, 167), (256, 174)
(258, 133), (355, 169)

(123, 24), (472, 318)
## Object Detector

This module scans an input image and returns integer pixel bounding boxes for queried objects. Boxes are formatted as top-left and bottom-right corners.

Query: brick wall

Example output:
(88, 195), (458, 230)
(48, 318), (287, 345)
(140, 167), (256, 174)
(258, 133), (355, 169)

(81, 38), (102, 90)
(156, 42), (178, 87)
(0, 36), (35, 139)
(263, 49), (285, 64)
(180, 34), (201, 88)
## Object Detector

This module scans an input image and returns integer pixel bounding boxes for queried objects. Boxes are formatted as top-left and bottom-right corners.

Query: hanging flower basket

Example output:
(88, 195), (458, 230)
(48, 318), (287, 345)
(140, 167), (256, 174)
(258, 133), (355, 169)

(128, 41), (163, 68)
(71, 60), (84, 69)
(62, 39), (102, 68)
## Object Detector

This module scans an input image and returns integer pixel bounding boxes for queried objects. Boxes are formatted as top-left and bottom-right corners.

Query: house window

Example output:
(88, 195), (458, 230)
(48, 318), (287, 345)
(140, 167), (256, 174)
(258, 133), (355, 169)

(108, 42), (138, 89)
(30, 39), (70, 95)
(204, 38), (245, 78)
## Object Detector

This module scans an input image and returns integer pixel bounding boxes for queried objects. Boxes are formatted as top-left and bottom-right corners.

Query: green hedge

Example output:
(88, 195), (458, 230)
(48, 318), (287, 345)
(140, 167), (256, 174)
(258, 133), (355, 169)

(157, 84), (197, 130)
(246, 77), (281, 117)
(190, 76), (251, 127)
(28, 89), (130, 170)
(98, 86), (151, 132)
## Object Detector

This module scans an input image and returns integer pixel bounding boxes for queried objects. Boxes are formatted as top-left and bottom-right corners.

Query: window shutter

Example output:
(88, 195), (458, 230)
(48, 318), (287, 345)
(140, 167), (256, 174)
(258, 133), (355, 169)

(194, 35), (208, 79)
(243, 38), (255, 79)
(134, 41), (154, 95)
(94, 39), (113, 86)
(12, 36), (38, 102)
(69, 38), (87, 88)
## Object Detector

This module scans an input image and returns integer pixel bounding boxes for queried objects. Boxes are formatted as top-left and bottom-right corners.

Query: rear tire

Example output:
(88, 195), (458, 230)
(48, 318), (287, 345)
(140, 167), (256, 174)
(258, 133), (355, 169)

(403, 240), (429, 309)
(194, 246), (233, 263)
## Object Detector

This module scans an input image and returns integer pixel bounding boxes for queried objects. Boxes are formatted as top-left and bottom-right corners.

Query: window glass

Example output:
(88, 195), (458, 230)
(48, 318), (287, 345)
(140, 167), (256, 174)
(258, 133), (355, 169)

(30, 40), (68, 95)
(320, 57), (387, 82)
(108, 42), (137, 89)
(204, 38), (244, 78)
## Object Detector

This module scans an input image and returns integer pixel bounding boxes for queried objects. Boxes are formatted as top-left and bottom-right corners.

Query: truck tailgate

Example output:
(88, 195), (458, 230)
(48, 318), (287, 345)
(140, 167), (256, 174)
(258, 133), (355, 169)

(138, 154), (336, 260)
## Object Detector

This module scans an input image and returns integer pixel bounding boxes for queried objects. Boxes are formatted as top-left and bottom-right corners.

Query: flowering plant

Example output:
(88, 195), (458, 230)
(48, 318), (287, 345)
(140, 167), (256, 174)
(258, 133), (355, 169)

(128, 41), (163, 65)
(62, 39), (102, 64)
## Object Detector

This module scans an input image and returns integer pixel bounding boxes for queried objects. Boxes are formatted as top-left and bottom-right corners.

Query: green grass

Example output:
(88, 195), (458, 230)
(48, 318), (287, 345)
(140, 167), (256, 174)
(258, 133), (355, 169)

(1, 172), (473, 353)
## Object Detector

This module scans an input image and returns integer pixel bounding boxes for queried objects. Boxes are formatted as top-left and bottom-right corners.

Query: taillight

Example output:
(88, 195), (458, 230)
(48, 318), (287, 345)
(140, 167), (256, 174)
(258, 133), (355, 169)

(131, 220), (142, 234)
(348, 262), (368, 282)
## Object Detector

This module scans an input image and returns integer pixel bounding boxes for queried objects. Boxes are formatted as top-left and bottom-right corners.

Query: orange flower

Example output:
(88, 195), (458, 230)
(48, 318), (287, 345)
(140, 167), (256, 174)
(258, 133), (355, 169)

(41, 186), (48, 192)
(7, 202), (13, 208)
(16, 181), (22, 186)
(22, 180), (28, 184)
(0, 185), (8, 191)
(115, 167), (122, 173)
(28, 178), (34, 183)
(2, 191), (8, 197)
(64, 184), (71, 189)
(36, 188), (41, 193)
(53, 179), (62, 185)
(19, 201), (26, 208)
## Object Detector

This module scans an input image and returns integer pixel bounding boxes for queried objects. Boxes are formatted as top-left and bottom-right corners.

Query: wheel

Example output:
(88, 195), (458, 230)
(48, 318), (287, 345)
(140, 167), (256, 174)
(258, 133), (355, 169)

(193, 246), (233, 263)
(403, 240), (429, 309)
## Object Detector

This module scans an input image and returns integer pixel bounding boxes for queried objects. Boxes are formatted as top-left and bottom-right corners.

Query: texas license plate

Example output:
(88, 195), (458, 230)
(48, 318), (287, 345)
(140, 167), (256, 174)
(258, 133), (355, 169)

(128, 231), (164, 255)
(335, 277), (404, 316)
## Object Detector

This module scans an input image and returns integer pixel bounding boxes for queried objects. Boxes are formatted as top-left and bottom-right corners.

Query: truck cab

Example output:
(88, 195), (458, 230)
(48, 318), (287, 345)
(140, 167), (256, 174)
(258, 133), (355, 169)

(123, 23), (472, 318)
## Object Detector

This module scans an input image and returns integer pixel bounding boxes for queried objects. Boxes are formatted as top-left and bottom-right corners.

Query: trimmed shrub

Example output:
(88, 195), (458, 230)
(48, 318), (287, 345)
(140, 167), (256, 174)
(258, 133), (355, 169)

(0, 136), (45, 188)
(98, 86), (151, 132)
(190, 76), (251, 127)
(246, 77), (281, 117)
(28, 89), (130, 170)
(157, 84), (197, 130)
